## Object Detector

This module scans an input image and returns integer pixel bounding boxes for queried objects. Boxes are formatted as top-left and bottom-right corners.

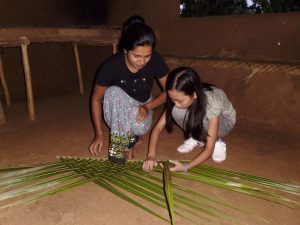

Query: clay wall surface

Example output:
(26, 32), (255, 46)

(107, 0), (300, 62)
(165, 58), (300, 133)
(0, 0), (112, 102)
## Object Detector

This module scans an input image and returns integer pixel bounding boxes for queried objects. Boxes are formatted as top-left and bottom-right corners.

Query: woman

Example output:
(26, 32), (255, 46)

(143, 67), (236, 172)
(89, 15), (169, 164)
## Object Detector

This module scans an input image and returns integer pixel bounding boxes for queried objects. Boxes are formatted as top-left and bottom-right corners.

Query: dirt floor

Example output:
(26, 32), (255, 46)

(0, 93), (299, 225)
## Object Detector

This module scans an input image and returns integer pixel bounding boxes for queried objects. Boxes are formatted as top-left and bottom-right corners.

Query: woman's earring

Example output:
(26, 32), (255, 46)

(124, 50), (127, 54)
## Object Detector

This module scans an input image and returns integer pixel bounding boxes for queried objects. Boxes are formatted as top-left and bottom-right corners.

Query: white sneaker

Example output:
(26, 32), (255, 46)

(177, 137), (205, 153)
(212, 139), (227, 163)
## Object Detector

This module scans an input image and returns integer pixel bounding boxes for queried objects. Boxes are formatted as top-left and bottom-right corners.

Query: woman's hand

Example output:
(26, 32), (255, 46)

(89, 134), (104, 156)
(136, 105), (148, 123)
(143, 156), (158, 172)
(169, 160), (187, 173)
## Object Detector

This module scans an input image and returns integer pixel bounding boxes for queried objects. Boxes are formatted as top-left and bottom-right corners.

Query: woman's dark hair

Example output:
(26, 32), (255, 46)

(165, 67), (213, 142)
(118, 15), (156, 51)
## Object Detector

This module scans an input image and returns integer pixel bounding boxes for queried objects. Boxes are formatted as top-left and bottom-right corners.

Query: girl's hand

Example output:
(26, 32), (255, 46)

(89, 134), (104, 156)
(136, 105), (148, 123)
(143, 156), (158, 172)
(169, 160), (187, 172)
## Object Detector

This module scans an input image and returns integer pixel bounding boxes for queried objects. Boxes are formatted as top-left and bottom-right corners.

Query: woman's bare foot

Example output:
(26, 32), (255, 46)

(136, 136), (143, 145)
(123, 148), (135, 160)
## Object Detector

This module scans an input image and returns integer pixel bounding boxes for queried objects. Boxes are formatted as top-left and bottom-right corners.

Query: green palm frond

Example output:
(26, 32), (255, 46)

(162, 161), (176, 225)
(0, 156), (299, 224)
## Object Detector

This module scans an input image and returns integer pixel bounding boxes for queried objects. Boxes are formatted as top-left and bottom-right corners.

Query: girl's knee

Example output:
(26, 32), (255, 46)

(131, 118), (152, 136)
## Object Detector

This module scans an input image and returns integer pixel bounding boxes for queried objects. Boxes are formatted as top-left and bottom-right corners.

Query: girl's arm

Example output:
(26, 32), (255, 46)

(170, 116), (219, 172)
(89, 84), (107, 156)
(142, 111), (167, 172)
(136, 75), (167, 122)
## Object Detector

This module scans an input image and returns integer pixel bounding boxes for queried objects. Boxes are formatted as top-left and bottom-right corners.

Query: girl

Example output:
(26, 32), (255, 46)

(89, 15), (169, 164)
(143, 67), (236, 172)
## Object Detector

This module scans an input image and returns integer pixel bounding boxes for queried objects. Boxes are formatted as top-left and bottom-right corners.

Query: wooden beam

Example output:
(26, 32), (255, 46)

(0, 38), (28, 48)
(0, 28), (121, 45)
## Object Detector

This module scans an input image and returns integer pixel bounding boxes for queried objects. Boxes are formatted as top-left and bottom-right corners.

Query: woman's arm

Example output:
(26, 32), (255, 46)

(142, 111), (167, 172)
(170, 116), (219, 172)
(89, 84), (107, 156)
(146, 75), (168, 110)
(136, 75), (167, 122)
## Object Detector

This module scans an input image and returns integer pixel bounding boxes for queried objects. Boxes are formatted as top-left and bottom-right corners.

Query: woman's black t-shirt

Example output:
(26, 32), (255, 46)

(95, 51), (169, 102)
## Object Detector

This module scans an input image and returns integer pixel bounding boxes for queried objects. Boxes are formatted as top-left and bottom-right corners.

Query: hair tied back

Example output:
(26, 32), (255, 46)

(122, 15), (145, 32)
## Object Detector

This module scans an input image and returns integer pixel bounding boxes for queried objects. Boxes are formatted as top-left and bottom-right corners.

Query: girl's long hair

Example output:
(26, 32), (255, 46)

(165, 67), (213, 142)
(118, 15), (156, 51)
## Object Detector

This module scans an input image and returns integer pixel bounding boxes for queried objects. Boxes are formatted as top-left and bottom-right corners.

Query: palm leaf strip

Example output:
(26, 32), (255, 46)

(125, 162), (256, 224)
(0, 173), (86, 201)
(154, 167), (298, 207)
(0, 161), (68, 179)
(124, 172), (228, 224)
(60, 158), (239, 224)
(119, 172), (219, 225)
(194, 165), (300, 195)
(162, 161), (176, 225)
(0, 178), (92, 210)
(0, 157), (299, 224)
(120, 161), (270, 223)
(63, 158), (215, 224)
(0, 168), (75, 189)
(59, 157), (170, 223)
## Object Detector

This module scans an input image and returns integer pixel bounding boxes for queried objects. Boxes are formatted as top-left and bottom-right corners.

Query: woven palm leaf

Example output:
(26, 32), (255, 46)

(0, 156), (299, 224)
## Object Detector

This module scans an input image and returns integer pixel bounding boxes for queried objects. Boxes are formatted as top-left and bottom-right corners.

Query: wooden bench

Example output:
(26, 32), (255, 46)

(0, 27), (120, 121)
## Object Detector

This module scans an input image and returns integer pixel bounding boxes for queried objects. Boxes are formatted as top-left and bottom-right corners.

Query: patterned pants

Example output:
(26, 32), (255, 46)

(103, 86), (153, 163)
(172, 107), (235, 138)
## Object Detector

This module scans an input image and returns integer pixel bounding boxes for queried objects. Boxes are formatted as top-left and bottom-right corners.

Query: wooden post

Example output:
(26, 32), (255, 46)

(0, 50), (11, 106)
(20, 37), (35, 121)
(112, 38), (118, 54)
(73, 43), (84, 94)
(0, 99), (5, 125)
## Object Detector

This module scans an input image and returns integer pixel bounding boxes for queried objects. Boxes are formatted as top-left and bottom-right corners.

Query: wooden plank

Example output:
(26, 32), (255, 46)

(0, 27), (120, 45)
(0, 37), (27, 47)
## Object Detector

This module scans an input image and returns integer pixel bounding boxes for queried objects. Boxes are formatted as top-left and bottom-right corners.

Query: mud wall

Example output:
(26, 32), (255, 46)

(0, 0), (112, 102)
(107, 0), (300, 62)
(105, 0), (300, 132)
(165, 58), (300, 133)
(0, 0), (109, 27)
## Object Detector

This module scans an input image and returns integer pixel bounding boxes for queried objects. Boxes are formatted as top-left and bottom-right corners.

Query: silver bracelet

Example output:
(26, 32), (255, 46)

(183, 163), (189, 173)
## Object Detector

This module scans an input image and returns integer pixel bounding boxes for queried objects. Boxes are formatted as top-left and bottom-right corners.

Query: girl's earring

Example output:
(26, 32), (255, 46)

(124, 50), (127, 54)
(193, 92), (197, 99)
